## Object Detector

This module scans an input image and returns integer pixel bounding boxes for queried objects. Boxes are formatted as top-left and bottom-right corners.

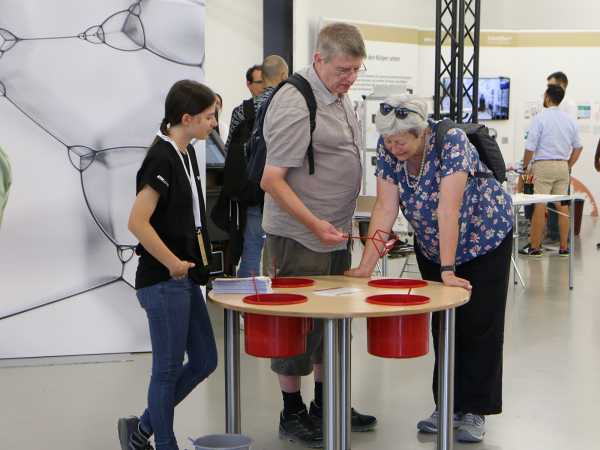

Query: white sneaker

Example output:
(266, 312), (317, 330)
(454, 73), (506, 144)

(416, 410), (463, 434)
(456, 413), (485, 442)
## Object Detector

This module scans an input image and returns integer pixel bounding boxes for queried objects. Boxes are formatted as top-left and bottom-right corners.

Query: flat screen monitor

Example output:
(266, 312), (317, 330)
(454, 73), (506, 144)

(441, 77), (510, 120)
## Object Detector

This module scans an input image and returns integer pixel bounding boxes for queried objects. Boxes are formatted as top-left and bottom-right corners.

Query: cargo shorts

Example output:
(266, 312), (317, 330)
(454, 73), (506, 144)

(532, 160), (570, 195)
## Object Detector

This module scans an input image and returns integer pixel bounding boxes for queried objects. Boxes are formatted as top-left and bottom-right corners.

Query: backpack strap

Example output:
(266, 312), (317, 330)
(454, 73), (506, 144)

(242, 98), (255, 125)
(284, 73), (318, 174)
(434, 119), (494, 179)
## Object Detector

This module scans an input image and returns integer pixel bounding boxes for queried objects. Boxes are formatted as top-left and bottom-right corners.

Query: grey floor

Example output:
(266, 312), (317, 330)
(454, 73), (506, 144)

(2, 217), (599, 450)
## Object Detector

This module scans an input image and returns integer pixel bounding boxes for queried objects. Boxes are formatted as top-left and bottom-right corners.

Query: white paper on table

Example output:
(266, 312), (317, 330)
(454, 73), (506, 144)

(313, 287), (363, 297)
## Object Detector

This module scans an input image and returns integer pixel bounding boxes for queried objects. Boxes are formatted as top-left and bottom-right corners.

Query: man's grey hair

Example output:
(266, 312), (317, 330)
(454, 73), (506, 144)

(375, 94), (429, 137)
(316, 22), (366, 62)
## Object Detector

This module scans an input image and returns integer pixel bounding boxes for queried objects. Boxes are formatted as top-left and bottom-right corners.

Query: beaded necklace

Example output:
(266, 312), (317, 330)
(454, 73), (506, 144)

(404, 145), (428, 189)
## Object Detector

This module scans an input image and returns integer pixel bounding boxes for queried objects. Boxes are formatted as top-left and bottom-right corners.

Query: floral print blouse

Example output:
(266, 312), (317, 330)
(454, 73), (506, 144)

(375, 120), (513, 265)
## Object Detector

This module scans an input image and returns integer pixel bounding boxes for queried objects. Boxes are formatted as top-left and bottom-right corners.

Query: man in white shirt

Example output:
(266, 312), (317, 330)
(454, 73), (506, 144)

(545, 72), (577, 242)
(522, 85), (583, 256)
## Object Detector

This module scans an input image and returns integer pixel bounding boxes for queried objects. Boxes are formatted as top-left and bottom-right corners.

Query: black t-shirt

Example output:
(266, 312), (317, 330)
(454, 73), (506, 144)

(134, 138), (211, 289)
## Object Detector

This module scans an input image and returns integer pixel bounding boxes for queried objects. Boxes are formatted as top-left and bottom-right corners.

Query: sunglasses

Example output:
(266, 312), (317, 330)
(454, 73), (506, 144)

(379, 103), (423, 120)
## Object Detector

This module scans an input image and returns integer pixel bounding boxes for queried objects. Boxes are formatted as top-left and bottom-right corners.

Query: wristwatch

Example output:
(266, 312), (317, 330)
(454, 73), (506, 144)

(440, 264), (455, 275)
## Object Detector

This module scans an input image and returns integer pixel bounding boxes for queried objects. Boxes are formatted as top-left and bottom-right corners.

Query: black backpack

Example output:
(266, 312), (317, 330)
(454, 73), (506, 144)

(209, 99), (255, 271)
(221, 99), (256, 200)
(242, 73), (317, 205)
(435, 119), (506, 183)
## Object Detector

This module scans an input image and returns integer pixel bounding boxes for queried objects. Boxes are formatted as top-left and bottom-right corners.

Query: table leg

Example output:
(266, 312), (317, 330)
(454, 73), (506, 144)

(324, 318), (351, 450)
(511, 256), (527, 288)
(339, 318), (351, 450)
(511, 205), (527, 288)
(224, 309), (241, 433)
(437, 309), (456, 450)
(569, 198), (574, 290)
(382, 254), (389, 277)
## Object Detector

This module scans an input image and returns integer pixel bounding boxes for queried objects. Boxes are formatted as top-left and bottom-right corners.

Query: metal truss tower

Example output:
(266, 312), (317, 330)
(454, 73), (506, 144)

(433, 0), (481, 123)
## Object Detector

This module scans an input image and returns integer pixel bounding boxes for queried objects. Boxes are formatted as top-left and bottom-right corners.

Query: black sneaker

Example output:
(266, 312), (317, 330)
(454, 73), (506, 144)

(527, 247), (544, 257)
(279, 408), (323, 448)
(309, 401), (377, 432)
(558, 248), (570, 257)
(518, 244), (531, 255)
(118, 416), (153, 450)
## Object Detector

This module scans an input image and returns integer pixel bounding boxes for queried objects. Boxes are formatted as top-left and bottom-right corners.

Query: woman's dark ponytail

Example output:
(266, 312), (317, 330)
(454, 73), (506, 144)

(159, 117), (169, 135)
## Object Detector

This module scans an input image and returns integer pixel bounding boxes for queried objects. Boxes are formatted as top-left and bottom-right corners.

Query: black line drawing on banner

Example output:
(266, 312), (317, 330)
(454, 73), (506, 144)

(0, 80), (141, 320)
(0, 0), (205, 324)
(0, 1), (205, 67)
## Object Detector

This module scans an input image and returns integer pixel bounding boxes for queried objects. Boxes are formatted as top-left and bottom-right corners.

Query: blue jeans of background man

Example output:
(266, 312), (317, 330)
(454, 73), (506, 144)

(136, 278), (217, 450)
(237, 205), (266, 278)
(546, 202), (560, 241)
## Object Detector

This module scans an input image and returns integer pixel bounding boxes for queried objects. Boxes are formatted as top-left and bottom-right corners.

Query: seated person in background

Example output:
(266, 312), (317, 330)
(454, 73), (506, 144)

(521, 84), (583, 257)
(346, 94), (513, 443)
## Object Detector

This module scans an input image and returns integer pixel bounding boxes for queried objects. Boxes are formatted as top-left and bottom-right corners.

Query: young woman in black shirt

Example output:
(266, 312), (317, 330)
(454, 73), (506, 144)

(118, 80), (218, 450)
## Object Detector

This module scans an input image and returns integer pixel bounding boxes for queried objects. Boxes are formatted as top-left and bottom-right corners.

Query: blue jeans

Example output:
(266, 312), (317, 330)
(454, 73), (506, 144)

(546, 202), (560, 241)
(237, 205), (266, 278)
(136, 278), (218, 450)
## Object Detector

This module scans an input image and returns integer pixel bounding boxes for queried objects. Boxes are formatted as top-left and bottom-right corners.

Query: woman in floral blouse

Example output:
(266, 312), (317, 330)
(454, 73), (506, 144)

(346, 95), (513, 443)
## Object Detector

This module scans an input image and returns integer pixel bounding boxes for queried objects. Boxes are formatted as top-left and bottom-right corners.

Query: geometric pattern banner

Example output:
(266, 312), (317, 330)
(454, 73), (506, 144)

(0, 0), (206, 358)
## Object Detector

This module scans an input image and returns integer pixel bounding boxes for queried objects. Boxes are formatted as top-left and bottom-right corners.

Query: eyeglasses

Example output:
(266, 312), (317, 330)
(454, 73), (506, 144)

(380, 103), (423, 119)
(334, 63), (366, 77)
(249, 79), (264, 84)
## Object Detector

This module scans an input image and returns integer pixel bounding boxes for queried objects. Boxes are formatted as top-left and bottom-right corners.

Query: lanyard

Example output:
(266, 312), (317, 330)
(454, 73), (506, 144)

(157, 131), (202, 229)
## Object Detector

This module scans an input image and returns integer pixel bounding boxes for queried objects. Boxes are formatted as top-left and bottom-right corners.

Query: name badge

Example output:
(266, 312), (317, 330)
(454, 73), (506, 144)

(197, 228), (209, 267)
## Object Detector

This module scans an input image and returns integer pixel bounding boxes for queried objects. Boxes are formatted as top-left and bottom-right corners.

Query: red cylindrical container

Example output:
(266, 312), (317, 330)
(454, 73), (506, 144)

(367, 314), (430, 358)
(244, 313), (308, 358)
(242, 293), (310, 358)
(366, 294), (430, 358)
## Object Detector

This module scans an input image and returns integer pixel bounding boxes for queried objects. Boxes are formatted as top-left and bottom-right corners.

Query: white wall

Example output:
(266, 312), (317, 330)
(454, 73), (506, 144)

(481, 0), (600, 30)
(205, 0), (262, 139)
(293, 0), (434, 69)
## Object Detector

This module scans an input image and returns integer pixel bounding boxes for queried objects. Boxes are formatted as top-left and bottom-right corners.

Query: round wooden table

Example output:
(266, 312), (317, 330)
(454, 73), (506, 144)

(209, 275), (470, 450)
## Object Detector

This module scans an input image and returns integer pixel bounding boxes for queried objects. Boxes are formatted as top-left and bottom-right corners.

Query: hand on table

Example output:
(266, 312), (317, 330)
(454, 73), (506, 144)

(344, 266), (372, 278)
(441, 271), (472, 291)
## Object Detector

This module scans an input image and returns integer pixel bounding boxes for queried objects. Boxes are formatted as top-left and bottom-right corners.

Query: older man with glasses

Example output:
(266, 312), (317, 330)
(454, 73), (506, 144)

(260, 22), (376, 447)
